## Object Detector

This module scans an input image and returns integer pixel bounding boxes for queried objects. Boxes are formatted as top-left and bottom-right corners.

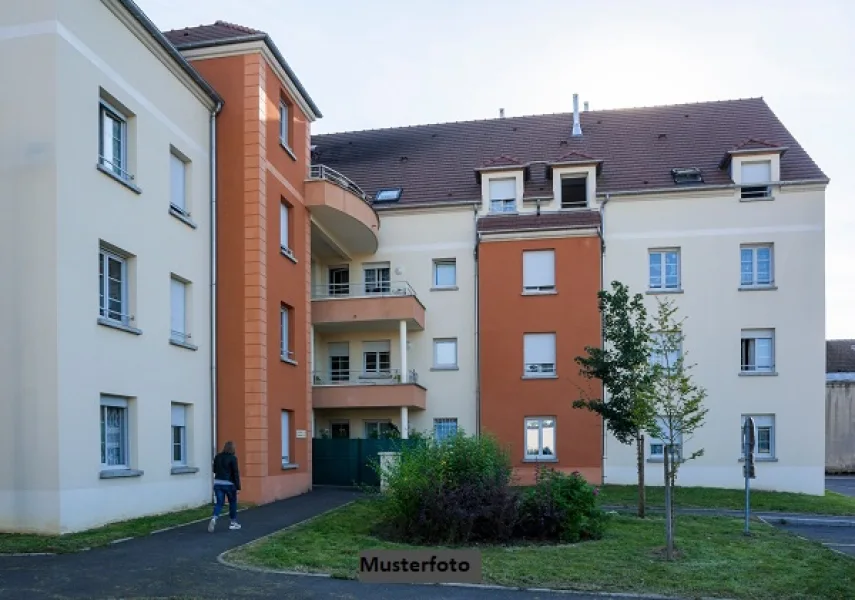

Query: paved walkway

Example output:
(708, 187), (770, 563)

(827, 475), (855, 497)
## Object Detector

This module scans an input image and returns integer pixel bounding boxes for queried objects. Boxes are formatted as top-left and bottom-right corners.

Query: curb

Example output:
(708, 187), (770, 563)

(759, 516), (855, 528)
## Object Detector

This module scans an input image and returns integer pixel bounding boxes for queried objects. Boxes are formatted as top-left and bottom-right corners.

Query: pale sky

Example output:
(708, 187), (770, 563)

(139, 0), (854, 338)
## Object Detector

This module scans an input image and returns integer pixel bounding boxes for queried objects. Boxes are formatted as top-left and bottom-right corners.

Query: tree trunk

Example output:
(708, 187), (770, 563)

(636, 432), (646, 519)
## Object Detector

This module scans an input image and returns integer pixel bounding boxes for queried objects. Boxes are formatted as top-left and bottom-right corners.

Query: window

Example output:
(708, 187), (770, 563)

(170, 151), (188, 215)
(671, 167), (704, 185)
(328, 266), (350, 296)
(171, 404), (187, 466)
(433, 338), (458, 369)
(170, 276), (189, 343)
(363, 341), (391, 375)
(280, 201), (293, 259)
(330, 420), (350, 438)
(374, 188), (402, 203)
(740, 160), (772, 199)
(740, 244), (774, 287)
(741, 329), (775, 373)
(489, 178), (516, 213)
(650, 332), (682, 372)
(99, 246), (128, 325)
(281, 410), (292, 465)
(280, 306), (293, 360)
(649, 416), (682, 461)
(279, 101), (289, 147)
(649, 249), (680, 290)
(433, 259), (457, 288)
(100, 395), (129, 469)
(525, 417), (556, 459)
(524, 333), (556, 377)
(328, 342), (350, 382)
(365, 420), (394, 438)
(434, 418), (458, 442)
(523, 250), (555, 292)
(741, 414), (775, 459)
(560, 175), (587, 208)
(99, 100), (129, 180)
(363, 263), (390, 294)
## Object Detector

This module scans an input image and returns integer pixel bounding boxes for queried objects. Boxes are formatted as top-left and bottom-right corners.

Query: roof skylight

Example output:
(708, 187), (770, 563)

(671, 167), (704, 185)
(374, 188), (403, 202)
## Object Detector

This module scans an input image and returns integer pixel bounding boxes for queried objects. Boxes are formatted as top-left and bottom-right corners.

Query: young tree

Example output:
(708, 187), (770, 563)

(574, 281), (657, 518)
(646, 297), (709, 559)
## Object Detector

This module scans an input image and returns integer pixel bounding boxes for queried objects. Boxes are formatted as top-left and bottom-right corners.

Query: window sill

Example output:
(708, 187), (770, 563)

(430, 286), (459, 292)
(522, 457), (558, 463)
(522, 289), (557, 296)
(739, 371), (778, 377)
(738, 457), (778, 463)
(280, 140), (297, 161)
(281, 355), (298, 366)
(96, 163), (142, 194)
(739, 196), (775, 203)
(522, 374), (558, 380)
(98, 317), (142, 336)
(431, 366), (459, 371)
(171, 466), (200, 475)
(170, 338), (198, 351)
(280, 246), (298, 264)
(281, 463), (299, 471)
(100, 468), (144, 479)
(169, 206), (197, 229)
(646, 289), (684, 295)
(738, 285), (777, 292)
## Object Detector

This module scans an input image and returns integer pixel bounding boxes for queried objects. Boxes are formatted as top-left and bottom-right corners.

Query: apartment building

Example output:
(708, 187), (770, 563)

(0, 0), (221, 533)
(162, 22), (322, 505)
(312, 96), (828, 495)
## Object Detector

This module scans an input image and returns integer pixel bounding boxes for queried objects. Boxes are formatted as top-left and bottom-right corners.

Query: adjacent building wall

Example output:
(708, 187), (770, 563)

(826, 380), (855, 474)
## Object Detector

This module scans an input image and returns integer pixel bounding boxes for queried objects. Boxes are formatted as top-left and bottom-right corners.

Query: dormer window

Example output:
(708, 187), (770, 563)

(740, 160), (772, 199)
(489, 178), (516, 213)
(560, 175), (587, 208)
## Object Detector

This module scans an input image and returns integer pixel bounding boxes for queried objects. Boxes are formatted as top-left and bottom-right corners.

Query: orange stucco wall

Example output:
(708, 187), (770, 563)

(478, 235), (604, 486)
(189, 53), (312, 504)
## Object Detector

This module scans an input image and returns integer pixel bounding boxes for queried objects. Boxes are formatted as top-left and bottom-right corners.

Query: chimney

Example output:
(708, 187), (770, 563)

(499, 108), (505, 118)
(572, 94), (582, 136)
(584, 101), (589, 112)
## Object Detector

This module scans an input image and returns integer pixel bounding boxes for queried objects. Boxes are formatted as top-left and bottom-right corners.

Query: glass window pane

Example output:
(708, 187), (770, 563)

(541, 421), (555, 456)
(756, 248), (771, 284)
(664, 252), (679, 287)
(435, 263), (456, 286)
(649, 253), (661, 287)
(757, 427), (771, 454)
(741, 248), (754, 285)
(525, 426), (540, 455)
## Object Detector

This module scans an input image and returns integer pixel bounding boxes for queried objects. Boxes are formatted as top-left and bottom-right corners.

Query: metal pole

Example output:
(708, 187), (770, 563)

(743, 432), (750, 536)
(664, 444), (672, 559)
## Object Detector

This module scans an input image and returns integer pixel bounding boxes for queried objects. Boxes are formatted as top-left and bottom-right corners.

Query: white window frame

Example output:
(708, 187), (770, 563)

(524, 417), (556, 459)
(363, 263), (391, 295)
(434, 418), (458, 442)
(740, 160), (772, 199)
(99, 247), (129, 325)
(489, 177), (516, 213)
(741, 414), (776, 459)
(432, 259), (457, 288)
(649, 416), (683, 461)
(433, 338), (458, 369)
(279, 101), (289, 147)
(99, 100), (130, 180)
(559, 174), (588, 208)
(281, 410), (291, 465)
(522, 249), (556, 293)
(280, 201), (293, 258)
(100, 395), (129, 470)
(170, 276), (189, 343)
(740, 244), (774, 287)
(280, 306), (292, 360)
(740, 328), (775, 373)
(171, 403), (187, 466)
(170, 151), (188, 216)
(648, 248), (681, 290)
(523, 333), (556, 377)
(362, 340), (391, 375)
(364, 420), (394, 438)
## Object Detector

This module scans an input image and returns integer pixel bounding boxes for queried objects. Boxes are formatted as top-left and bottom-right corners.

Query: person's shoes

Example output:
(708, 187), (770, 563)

(207, 517), (217, 533)
(229, 521), (241, 530)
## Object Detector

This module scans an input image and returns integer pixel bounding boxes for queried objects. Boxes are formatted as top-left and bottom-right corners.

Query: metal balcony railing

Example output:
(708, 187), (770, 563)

(308, 164), (370, 202)
(312, 368), (419, 386)
(311, 280), (416, 300)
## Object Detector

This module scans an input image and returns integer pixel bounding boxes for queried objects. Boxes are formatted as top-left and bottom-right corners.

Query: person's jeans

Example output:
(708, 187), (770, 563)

(212, 483), (238, 520)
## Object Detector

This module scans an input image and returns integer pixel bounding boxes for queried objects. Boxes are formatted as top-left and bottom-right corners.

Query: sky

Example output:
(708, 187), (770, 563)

(139, 0), (855, 338)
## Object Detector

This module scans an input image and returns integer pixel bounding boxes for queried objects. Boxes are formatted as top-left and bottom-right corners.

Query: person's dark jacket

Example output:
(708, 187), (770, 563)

(212, 452), (241, 491)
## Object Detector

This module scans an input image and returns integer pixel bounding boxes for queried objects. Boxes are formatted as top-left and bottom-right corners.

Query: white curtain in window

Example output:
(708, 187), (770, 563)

(434, 262), (456, 286)
(280, 308), (289, 354)
(170, 153), (186, 210)
(524, 333), (556, 365)
(171, 404), (186, 427)
(170, 278), (186, 335)
(741, 161), (771, 185)
(523, 250), (555, 289)
(280, 203), (289, 248)
(434, 340), (457, 366)
(489, 178), (516, 201)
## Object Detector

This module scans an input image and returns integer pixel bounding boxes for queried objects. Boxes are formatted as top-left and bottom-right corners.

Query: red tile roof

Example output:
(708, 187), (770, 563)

(311, 98), (826, 206)
(477, 210), (601, 234)
(477, 155), (524, 169)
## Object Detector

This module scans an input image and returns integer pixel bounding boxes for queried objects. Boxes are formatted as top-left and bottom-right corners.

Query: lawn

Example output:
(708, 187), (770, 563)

(597, 484), (855, 515)
(225, 498), (855, 600)
(0, 501), (251, 554)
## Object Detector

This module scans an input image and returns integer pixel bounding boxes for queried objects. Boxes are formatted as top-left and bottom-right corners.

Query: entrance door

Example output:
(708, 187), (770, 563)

(328, 342), (350, 382)
(328, 266), (349, 296)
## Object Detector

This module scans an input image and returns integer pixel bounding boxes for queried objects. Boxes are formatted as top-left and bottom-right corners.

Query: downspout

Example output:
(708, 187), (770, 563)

(210, 100), (223, 463)
(598, 193), (610, 480)
(473, 205), (481, 436)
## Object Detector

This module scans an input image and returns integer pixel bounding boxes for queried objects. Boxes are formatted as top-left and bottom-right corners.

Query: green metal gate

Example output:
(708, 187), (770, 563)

(312, 438), (421, 487)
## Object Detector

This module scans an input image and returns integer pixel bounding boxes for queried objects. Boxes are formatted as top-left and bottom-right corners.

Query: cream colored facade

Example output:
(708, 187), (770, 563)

(599, 156), (827, 495)
(0, 0), (217, 532)
(310, 205), (478, 439)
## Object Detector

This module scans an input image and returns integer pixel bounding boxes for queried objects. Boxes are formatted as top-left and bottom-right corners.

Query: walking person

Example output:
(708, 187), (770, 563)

(208, 441), (241, 532)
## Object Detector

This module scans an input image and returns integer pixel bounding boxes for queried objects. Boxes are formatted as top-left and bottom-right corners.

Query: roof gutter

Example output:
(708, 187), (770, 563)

(596, 178), (830, 199)
(116, 0), (223, 107)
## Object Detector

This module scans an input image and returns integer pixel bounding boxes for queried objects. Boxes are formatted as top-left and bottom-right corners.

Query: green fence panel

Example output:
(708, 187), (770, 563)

(312, 437), (424, 487)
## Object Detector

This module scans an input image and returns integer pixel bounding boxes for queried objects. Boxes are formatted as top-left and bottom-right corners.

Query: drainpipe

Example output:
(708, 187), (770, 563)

(210, 100), (223, 464)
(598, 193), (610, 481)
(473, 206), (481, 436)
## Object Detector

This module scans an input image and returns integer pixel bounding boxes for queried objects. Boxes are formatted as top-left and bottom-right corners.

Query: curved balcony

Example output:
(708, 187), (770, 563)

(306, 165), (380, 256)
(311, 281), (426, 333)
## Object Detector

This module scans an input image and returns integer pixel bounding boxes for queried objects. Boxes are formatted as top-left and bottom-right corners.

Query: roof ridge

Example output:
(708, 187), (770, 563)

(213, 20), (262, 34)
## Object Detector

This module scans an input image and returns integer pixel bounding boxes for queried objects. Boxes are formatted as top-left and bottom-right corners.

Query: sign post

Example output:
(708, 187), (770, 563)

(742, 417), (756, 536)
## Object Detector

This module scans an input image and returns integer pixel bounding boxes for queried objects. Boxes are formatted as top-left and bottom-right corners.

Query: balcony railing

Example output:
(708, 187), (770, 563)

(313, 368), (419, 386)
(312, 280), (417, 300)
(308, 164), (370, 202)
